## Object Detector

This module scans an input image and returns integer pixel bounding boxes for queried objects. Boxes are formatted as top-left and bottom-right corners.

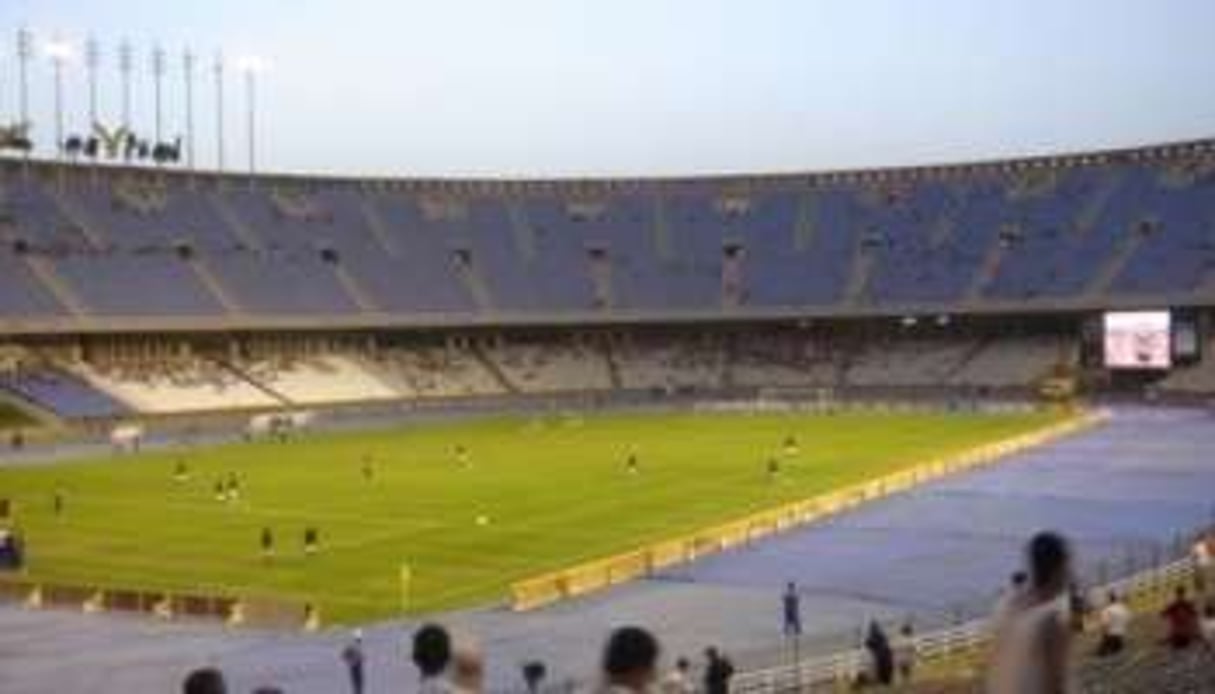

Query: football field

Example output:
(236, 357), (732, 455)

(0, 409), (1063, 623)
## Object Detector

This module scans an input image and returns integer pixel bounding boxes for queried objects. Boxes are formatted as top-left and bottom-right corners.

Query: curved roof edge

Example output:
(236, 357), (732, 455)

(3, 136), (1214, 195)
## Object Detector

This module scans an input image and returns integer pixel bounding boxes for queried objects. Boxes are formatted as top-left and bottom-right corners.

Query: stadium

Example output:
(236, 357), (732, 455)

(3, 3), (1215, 694)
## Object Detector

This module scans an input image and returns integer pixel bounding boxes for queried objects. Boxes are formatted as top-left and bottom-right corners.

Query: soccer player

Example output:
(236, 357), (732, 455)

(226, 473), (241, 501)
(766, 458), (781, 482)
(260, 527), (275, 560)
(304, 526), (320, 556)
(626, 452), (640, 476)
(173, 459), (189, 483)
(52, 487), (65, 516)
(454, 444), (470, 468)
(360, 454), (375, 482)
(214, 479), (227, 502)
(782, 434), (800, 456)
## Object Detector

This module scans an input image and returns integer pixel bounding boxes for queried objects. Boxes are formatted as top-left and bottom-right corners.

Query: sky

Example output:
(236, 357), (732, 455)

(2, 0), (1214, 179)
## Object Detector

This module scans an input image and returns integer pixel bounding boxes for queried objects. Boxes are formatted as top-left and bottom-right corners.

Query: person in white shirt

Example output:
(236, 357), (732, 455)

(1200, 602), (1215, 645)
(1095, 592), (1132, 657)
(1193, 537), (1212, 593)
(660, 657), (694, 694)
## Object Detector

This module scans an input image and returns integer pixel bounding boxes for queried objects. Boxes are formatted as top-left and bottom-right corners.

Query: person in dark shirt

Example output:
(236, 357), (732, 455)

(182, 667), (227, 694)
(864, 621), (895, 686)
(1161, 586), (1201, 650)
(782, 582), (802, 637)
(304, 526), (320, 555)
(260, 527), (275, 560)
(601, 626), (660, 693)
(703, 646), (734, 694)
(341, 630), (365, 694)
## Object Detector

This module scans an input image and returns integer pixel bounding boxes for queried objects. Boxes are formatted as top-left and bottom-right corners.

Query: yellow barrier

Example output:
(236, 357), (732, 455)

(0, 572), (307, 629)
(510, 410), (1105, 611)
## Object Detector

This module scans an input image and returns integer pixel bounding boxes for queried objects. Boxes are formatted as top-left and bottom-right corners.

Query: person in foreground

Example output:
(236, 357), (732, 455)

(600, 626), (660, 693)
(413, 623), (454, 694)
(182, 667), (227, 694)
(987, 531), (1073, 694)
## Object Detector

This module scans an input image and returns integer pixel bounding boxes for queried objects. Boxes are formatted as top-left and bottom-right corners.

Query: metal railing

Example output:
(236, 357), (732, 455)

(731, 550), (1202, 693)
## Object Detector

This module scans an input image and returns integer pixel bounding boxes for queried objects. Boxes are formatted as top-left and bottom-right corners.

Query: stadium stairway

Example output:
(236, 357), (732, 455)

(187, 257), (244, 314)
(506, 200), (537, 263)
(47, 184), (108, 248)
(332, 264), (381, 313)
(600, 339), (624, 390)
(22, 255), (87, 317)
(0, 386), (60, 427)
(1082, 221), (1149, 300)
(471, 343), (520, 393)
(793, 192), (819, 251)
(1074, 168), (1125, 234)
(454, 260), (496, 313)
(214, 358), (293, 406)
(962, 223), (1012, 304)
(652, 194), (675, 262)
(843, 233), (877, 307)
(357, 197), (403, 257)
(210, 191), (266, 249)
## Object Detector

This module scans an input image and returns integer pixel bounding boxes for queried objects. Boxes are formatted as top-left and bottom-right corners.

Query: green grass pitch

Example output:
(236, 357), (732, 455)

(0, 409), (1063, 623)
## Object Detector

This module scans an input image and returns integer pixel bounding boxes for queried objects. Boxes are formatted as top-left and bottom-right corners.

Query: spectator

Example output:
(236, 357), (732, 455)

(863, 621), (894, 686)
(993, 570), (1028, 623)
(660, 657), (694, 694)
(987, 531), (1073, 694)
(1161, 586), (1201, 650)
(601, 626), (660, 694)
(703, 646), (734, 694)
(893, 622), (916, 682)
(1095, 591), (1131, 657)
(1067, 582), (1089, 633)
(782, 581), (802, 637)
(341, 629), (365, 694)
(521, 661), (547, 694)
(1194, 535), (1212, 593)
(182, 667), (227, 694)
(413, 623), (453, 693)
(451, 637), (483, 694)
(1201, 602), (1215, 644)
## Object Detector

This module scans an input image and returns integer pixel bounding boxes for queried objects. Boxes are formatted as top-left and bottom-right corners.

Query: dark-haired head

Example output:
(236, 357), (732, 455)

(603, 626), (660, 690)
(183, 668), (227, 694)
(412, 623), (452, 678)
(1026, 531), (1071, 596)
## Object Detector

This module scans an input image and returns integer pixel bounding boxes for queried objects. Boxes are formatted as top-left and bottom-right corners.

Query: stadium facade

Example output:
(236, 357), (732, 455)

(1, 138), (1213, 420)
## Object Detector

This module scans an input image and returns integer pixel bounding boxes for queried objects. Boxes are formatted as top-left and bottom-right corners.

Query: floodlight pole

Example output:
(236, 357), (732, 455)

(85, 36), (99, 127)
(243, 63), (256, 179)
(119, 40), (133, 132)
(50, 47), (67, 160)
(16, 28), (32, 159)
(214, 53), (224, 173)
(152, 45), (165, 146)
(184, 50), (195, 171)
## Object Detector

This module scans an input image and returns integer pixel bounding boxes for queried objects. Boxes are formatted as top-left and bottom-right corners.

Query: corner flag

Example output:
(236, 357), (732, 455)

(399, 562), (412, 613)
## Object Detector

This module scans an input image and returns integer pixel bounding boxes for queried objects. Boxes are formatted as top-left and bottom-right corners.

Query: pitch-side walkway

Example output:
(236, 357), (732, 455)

(2, 407), (1214, 694)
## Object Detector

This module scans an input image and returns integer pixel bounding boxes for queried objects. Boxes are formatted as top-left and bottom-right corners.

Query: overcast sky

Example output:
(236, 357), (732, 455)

(3, 0), (1214, 178)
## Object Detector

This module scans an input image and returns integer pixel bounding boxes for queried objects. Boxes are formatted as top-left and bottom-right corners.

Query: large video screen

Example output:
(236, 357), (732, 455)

(1103, 311), (1171, 370)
